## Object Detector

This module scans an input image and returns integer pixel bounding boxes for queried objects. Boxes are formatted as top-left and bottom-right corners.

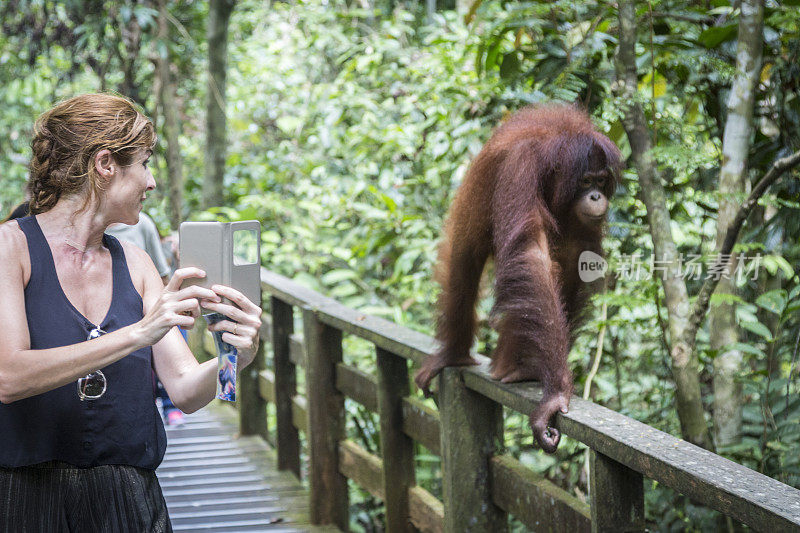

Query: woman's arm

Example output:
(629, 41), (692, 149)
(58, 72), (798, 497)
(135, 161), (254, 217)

(0, 223), (216, 403)
(140, 250), (262, 413)
(150, 328), (219, 414)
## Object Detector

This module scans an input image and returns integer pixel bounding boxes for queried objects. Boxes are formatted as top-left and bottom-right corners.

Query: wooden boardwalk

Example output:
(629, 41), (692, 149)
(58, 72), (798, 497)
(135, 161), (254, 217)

(157, 403), (336, 533)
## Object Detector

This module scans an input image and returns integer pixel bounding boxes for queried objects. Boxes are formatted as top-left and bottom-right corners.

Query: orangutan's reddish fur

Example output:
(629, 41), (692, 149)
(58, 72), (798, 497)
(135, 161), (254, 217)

(414, 104), (621, 453)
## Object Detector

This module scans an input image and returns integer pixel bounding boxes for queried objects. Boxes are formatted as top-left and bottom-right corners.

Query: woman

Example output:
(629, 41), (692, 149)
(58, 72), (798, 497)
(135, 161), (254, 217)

(0, 94), (262, 531)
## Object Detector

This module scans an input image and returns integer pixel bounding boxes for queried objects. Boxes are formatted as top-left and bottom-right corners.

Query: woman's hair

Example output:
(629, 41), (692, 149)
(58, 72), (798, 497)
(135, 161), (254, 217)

(28, 93), (156, 214)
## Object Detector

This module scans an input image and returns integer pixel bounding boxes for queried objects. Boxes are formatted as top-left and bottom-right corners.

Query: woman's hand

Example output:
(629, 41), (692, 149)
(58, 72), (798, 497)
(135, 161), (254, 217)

(201, 285), (262, 369)
(136, 268), (221, 347)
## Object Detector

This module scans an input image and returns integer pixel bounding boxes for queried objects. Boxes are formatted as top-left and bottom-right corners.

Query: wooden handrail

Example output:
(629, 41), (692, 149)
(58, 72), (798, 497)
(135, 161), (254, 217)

(245, 266), (800, 532)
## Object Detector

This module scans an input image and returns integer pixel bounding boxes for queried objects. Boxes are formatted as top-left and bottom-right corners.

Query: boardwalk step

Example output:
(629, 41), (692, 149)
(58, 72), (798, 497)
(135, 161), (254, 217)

(166, 496), (284, 510)
(166, 440), (264, 452)
(157, 403), (320, 532)
(164, 446), (265, 461)
(165, 435), (236, 446)
(162, 488), (301, 504)
(172, 520), (317, 533)
(159, 465), (258, 479)
(160, 456), (254, 469)
(160, 474), (267, 489)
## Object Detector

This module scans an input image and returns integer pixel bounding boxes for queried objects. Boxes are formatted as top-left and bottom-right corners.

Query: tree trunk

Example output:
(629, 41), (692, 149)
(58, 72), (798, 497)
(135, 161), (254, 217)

(426, 0), (436, 20)
(118, 5), (143, 104)
(615, 0), (712, 449)
(157, 0), (185, 230)
(711, 0), (764, 447)
(761, 206), (782, 376)
(455, 0), (471, 15)
(203, 0), (236, 209)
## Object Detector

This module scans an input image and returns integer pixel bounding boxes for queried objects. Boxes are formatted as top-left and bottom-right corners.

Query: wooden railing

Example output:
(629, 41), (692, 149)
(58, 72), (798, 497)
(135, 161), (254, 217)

(229, 267), (800, 532)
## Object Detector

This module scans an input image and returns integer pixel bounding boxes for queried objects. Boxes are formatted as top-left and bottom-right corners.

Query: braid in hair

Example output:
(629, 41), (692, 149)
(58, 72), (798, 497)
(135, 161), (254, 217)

(29, 130), (61, 214)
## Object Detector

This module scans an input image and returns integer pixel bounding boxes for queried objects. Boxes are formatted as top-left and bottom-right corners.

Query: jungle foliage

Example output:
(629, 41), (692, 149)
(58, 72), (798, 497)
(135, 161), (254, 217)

(1, 0), (799, 530)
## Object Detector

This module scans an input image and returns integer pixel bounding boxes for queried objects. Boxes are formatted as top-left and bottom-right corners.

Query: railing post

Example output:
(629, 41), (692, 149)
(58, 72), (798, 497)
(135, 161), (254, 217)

(238, 317), (268, 439)
(303, 308), (349, 530)
(589, 450), (644, 532)
(440, 368), (507, 533)
(272, 296), (301, 478)
(376, 347), (415, 533)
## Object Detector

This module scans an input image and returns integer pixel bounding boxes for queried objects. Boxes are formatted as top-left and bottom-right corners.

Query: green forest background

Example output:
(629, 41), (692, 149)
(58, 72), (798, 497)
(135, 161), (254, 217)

(1, 0), (799, 530)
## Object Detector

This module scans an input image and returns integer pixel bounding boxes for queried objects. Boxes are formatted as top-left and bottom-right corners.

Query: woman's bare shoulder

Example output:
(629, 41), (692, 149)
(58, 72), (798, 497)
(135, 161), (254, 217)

(118, 239), (154, 271)
(118, 238), (161, 295)
(0, 220), (29, 282)
(0, 220), (27, 254)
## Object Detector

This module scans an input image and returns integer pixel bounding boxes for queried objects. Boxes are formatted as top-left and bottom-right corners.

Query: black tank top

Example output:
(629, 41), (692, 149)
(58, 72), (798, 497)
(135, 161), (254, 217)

(0, 215), (167, 469)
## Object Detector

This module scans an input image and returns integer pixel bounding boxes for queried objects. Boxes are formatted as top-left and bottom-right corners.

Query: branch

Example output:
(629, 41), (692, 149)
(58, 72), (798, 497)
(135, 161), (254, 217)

(465, 0), (483, 25)
(583, 295), (608, 400)
(685, 148), (800, 343)
(650, 12), (714, 25)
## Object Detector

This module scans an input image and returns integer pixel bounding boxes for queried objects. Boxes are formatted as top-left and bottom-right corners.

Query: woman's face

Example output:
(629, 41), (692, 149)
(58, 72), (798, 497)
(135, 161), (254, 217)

(105, 148), (156, 225)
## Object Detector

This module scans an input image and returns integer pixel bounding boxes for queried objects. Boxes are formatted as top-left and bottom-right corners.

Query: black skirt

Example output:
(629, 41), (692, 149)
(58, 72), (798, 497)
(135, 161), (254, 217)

(0, 461), (171, 532)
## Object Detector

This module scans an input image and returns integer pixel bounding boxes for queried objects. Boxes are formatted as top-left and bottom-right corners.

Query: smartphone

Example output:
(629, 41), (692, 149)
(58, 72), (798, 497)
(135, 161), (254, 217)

(178, 221), (262, 307)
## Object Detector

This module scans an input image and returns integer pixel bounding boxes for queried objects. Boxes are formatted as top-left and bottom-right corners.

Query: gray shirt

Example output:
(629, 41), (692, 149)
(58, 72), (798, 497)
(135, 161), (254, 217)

(106, 213), (171, 278)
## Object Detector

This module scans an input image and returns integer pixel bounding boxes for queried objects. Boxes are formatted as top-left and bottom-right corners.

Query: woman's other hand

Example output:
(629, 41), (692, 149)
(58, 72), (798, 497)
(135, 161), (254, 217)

(201, 285), (262, 369)
(137, 268), (220, 346)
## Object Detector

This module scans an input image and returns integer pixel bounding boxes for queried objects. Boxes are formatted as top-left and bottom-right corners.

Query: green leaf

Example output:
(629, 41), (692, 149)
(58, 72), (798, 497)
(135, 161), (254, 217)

(762, 255), (794, 278)
(729, 342), (765, 358)
(697, 24), (738, 48)
(755, 289), (788, 315)
(739, 319), (773, 341)
(789, 284), (800, 302)
(485, 42), (501, 72)
(783, 303), (800, 323)
(276, 116), (303, 135)
(321, 269), (358, 285)
(711, 291), (746, 307)
(119, 5), (133, 23)
(499, 51), (521, 80)
(380, 193), (397, 213)
(329, 282), (358, 298)
(393, 249), (420, 278)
